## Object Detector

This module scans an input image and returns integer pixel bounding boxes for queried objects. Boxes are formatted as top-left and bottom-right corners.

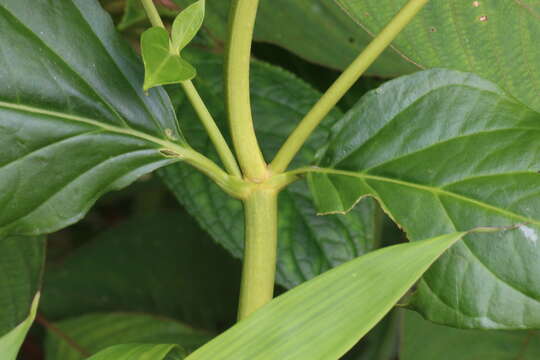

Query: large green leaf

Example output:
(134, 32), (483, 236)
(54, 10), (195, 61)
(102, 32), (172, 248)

(173, 0), (416, 76)
(401, 310), (540, 360)
(160, 51), (380, 289)
(337, 0), (540, 111)
(185, 232), (465, 360)
(0, 234), (45, 359)
(307, 69), (540, 329)
(41, 212), (241, 331)
(44, 313), (211, 359)
(87, 344), (185, 360)
(0, 0), (186, 236)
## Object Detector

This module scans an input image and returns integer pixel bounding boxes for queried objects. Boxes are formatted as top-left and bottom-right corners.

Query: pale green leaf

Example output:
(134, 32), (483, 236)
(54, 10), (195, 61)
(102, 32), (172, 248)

(45, 313), (211, 359)
(171, 0), (204, 53)
(86, 344), (185, 360)
(185, 232), (465, 360)
(160, 50), (380, 289)
(307, 69), (540, 329)
(141, 27), (196, 91)
(0, 0), (186, 236)
(338, 0), (540, 111)
(0, 294), (40, 360)
(401, 310), (540, 360)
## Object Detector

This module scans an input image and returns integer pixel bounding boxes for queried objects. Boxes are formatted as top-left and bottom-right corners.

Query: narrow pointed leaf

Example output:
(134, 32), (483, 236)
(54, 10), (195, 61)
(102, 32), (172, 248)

(0, 0), (186, 236)
(87, 344), (185, 360)
(185, 232), (465, 360)
(171, 0), (205, 53)
(308, 69), (540, 329)
(45, 313), (211, 359)
(160, 51), (380, 289)
(141, 27), (196, 91)
(338, 0), (540, 111)
(0, 294), (40, 360)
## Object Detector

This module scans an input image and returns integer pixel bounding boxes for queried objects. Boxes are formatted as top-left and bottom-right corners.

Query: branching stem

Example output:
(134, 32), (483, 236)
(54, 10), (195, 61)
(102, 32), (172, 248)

(269, 0), (430, 173)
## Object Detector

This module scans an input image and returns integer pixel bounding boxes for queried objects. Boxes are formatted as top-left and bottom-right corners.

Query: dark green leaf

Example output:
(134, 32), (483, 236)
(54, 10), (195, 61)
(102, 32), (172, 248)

(160, 50), (380, 289)
(117, 0), (147, 30)
(41, 211), (241, 330)
(173, 0), (416, 76)
(87, 344), (185, 360)
(0, 0), (187, 236)
(307, 69), (540, 329)
(45, 313), (211, 359)
(186, 233), (465, 360)
(401, 310), (540, 360)
(338, 0), (540, 111)
(0, 234), (44, 359)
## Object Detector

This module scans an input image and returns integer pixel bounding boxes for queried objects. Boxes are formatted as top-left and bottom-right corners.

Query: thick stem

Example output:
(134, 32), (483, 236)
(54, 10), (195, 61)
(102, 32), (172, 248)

(140, 0), (165, 28)
(238, 189), (278, 319)
(226, 0), (268, 181)
(181, 81), (241, 177)
(269, 0), (430, 173)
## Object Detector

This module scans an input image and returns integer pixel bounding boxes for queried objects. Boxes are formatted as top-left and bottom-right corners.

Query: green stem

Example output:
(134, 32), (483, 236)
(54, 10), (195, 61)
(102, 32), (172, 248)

(140, 0), (165, 28)
(181, 81), (242, 177)
(238, 189), (278, 319)
(269, 0), (430, 173)
(226, 0), (268, 181)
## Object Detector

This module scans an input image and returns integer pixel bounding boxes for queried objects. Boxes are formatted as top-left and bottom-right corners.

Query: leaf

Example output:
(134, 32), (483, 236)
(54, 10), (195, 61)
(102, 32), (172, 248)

(0, 234), (45, 358)
(172, 0), (416, 76)
(400, 310), (540, 360)
(171, 0), (205, 53)
(337, 0), (540, 111)
(307, 69), (540, 329)
(117, 0), (147, 30)
(185, 232), (465, 360)
(41, 211), (241, 331)
(141, 27), (197, 90)
(87, 344), (185, 360)
(0, 0), (187, 236)
(160, 50), (380, 289)
(44, 313), (211, 359)
(0, 294), (40, 360)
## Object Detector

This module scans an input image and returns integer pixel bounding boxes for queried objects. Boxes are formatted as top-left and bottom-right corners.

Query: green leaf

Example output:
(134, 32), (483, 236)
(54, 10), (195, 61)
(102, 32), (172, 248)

(160, 50), (380, 289)
(171, 0), (205, 53)
(0, 0), (187, 236)
(117, 0), (147, 30)
(41, 211), (241, 331)
(87, 344), (185, 360)
(0, 234), (45, 358)
(173, 0), (416, 76)
(44, 313), (211, 359)
(337, 0), (540, 111)
(400, 310), (540, 360)
(0, 294), (40, 360)
(141, 27), (196, 91)
(307, 69), (540, 329)
(185, 232), (465, 360)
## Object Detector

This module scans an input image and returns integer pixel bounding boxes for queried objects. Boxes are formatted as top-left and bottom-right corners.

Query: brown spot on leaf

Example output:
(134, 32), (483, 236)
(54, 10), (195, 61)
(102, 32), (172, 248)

(479, 15), (488, 22)
(473, 1), (480, 7)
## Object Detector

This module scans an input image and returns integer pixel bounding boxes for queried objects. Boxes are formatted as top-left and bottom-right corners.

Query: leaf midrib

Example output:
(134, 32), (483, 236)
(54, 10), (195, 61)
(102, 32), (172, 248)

(0, 101), (186, 155)
(308, 167), (540, 226)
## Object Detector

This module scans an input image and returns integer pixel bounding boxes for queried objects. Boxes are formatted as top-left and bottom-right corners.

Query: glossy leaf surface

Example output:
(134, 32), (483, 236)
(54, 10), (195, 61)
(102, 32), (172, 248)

(160, 51), (380, 289)
(308, 69), (540, 329)
(186, 233), (465, 360)
(171, 0), (204, 53)
(45, 313), (210, 359)
(87, 344), (185, 360)
(173, 0), (416, 76)
(0, 0), (186, 236)
(41, 212), (240, 330)
(338, 0), (540, 111)
(401, 310), (540, 360)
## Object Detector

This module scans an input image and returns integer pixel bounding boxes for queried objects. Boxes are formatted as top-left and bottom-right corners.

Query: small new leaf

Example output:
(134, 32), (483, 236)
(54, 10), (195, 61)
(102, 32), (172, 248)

(171, 0), (205, 54)
(141, 27), (196, 91)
